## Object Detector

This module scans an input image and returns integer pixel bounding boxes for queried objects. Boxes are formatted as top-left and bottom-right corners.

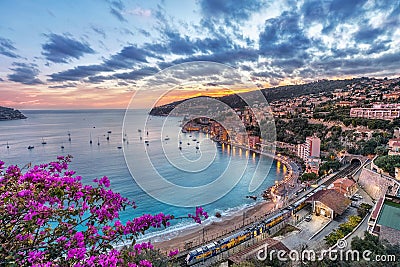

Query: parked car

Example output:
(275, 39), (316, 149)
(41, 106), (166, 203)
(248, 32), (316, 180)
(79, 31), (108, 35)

(350, 196), (359, 201)
(305, 215), (312, 222)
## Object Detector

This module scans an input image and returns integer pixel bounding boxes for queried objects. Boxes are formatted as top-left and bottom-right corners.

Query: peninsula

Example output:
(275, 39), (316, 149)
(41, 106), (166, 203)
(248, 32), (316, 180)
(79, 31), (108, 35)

(0, 106), (27, 121)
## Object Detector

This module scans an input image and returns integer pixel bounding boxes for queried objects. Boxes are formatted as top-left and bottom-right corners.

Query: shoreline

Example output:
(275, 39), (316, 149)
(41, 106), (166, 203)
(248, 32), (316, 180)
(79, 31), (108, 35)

(152, 143), (300, 254)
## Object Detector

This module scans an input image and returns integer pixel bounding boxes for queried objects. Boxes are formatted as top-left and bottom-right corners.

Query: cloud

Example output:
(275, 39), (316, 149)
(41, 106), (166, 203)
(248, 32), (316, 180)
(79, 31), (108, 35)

(113, 66), (159, 80)
(91, 26), (106, 39)
(126, 7), (152, 17)
(48, 45), (161, 82)
(110, 0), (124, 10)
(48, 82), (77, 88)
(138, 29), (151, 37)
(199, 0), (263, 22)
(354, 27), (385, 43)
(103, 45), (163, 69)
(259, 11), (311, 59)
(48, 64), (111, 82)
(0, 37), (19, 58)
(42, 33), (95, 63)
(8, 62), (43, 85)
(110, 7), (127, 22)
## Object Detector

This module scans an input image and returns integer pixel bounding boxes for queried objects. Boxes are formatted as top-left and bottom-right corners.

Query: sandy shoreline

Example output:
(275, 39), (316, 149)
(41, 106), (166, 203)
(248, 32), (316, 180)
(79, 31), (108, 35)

(154, 200), (277, 253)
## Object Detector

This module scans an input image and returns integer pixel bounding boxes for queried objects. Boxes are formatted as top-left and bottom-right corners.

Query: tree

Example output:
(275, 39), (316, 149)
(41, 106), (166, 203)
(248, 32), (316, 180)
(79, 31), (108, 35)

(300, 172), (318, 181)
(0, 156), (208, 266)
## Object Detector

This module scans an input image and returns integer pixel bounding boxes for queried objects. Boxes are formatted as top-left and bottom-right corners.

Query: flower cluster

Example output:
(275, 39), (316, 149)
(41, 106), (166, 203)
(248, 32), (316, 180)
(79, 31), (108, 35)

(0, 156), (208, 266)
(188, 207), (209, 224)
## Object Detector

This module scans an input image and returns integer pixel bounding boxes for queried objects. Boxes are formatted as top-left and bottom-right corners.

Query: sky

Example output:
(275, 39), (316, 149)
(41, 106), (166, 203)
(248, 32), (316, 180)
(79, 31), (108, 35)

(0, 0), (399, 109)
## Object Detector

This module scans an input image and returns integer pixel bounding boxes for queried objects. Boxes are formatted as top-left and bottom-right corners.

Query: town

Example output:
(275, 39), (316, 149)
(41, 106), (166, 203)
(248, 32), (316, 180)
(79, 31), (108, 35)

(173, 76), (400, 266)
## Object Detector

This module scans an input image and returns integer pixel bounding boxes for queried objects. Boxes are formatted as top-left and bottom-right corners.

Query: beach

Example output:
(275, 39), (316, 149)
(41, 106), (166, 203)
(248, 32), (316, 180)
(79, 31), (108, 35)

(154, 200), (277, 253)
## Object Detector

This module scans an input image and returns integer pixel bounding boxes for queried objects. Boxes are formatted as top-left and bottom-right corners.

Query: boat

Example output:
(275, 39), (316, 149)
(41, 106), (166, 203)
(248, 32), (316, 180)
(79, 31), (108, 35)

(89, 133), (93, 144)
(179, 141), (182, 144)
(28, 146), (34, 150)
(179, 146), (182, 150)
(196, 146), (199, 149)
(41, 138), (47, 145)
(107, 130), (112, 134)
(68, 132), (71, 142)
(106, 133), (110, 141)
(117, 146), (122, 149)
(97, 137), (100, 146)
(187, 142), (190, 145)
(138, 129), (142, 132)
(6, 141), (9, 149)
(164, 136), (170, 141)
(246, 195), (257, 201)
(192, 138), (197, 141)
(144, 140), (149, 144)
(61, 145), (64, 149)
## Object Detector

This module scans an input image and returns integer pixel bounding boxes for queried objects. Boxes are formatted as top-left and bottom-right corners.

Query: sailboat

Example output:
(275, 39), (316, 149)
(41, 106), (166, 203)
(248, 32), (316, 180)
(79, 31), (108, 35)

(106, 133), (110, 141)
(97, 137), (100, 146)
(6, 141), (9, 149)
(68, 132), (71, 142)
(41, 138), (47, 145)
(61, 143), (64, 149)
(89, 133), (93, 144)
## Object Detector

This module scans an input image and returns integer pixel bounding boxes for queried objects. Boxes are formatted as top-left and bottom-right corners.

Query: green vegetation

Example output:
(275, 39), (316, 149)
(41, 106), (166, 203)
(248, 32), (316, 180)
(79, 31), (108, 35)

(276, 118), (326, 144)
(304, 232), (400, 267)
(374, 155), (400, 176)
(319, 160), (341, 176)
(348, 132), (389, 156)
(300, 172), (318, 182)
(357, 203), (373, 218)
(324, 216), (362, 247)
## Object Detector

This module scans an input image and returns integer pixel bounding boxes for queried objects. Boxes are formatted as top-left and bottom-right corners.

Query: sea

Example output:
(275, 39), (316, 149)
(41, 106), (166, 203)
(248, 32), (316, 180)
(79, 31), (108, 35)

(0, 109), (286, 242)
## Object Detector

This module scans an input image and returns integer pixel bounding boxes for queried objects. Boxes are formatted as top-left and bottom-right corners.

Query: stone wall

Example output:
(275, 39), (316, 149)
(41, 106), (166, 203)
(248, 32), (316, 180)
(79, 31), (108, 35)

(358, 168), (393, 200)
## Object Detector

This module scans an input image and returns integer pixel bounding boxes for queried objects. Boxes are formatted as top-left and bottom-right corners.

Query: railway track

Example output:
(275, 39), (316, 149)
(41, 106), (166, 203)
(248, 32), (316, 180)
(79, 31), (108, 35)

(175, 161), (362, 266)
(321, 160), (361, 187)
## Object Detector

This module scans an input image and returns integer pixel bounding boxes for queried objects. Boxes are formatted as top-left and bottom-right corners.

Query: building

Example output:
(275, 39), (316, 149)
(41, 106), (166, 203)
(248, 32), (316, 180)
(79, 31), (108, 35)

(305, 157), (321, 175)
(388, 138), (400, 155)
(350, 104), (400, 120)
(310, 189), (351, 219)
(297, 135), (321, 161)
(368, 195), (400, 244)
(331, 177), (357, 197)
(248, 135), (260, 149)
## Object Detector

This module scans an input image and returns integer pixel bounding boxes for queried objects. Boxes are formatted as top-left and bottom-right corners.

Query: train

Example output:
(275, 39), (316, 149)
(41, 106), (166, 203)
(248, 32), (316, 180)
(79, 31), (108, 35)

(185, 161), (361, 265)
(185, 196), (311, 265)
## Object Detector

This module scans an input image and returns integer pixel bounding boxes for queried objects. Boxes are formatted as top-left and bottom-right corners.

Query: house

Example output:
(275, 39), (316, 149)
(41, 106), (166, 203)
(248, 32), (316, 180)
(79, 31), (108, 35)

(310, 189), (351, 219)
(331, 177), (357, 197)
(388, 138), (400, 155)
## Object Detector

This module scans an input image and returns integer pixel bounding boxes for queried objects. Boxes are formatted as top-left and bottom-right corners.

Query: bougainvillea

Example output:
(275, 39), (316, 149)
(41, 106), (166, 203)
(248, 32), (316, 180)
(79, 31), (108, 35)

(0, 156), (208, 266)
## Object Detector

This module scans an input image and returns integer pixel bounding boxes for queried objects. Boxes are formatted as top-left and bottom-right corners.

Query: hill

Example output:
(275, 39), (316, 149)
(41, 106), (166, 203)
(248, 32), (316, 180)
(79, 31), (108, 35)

(149, 78), (361, 116)
(0, 106), (27, 121)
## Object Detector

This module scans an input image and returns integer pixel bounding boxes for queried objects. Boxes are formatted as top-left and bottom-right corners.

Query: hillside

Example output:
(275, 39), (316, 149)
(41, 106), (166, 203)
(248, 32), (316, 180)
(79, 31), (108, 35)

(0, 106), (27, 121)
(149, 78), (361, 116)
